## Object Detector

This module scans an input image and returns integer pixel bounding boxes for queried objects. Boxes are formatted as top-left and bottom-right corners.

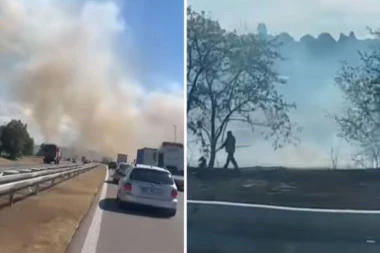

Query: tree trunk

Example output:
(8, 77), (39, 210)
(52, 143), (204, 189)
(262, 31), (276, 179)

(208, 142), (216, 169)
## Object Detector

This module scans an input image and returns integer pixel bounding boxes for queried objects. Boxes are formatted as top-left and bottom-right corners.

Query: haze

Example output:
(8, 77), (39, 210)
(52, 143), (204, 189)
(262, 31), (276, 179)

(188, 0), (377, 168)
(188, 0), (380, 40)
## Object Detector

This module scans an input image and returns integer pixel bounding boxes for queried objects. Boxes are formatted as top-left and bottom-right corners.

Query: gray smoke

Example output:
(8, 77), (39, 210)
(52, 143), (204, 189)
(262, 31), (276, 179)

(0, 0), (184, 157)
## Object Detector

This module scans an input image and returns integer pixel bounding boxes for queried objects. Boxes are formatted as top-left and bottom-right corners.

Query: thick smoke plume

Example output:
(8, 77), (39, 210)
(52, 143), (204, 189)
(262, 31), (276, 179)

(0, 0), (184, 157)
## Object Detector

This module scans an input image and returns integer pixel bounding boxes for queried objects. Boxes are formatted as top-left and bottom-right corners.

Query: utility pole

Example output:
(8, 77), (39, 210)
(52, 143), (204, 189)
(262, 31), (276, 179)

(172, 124), (177, 142)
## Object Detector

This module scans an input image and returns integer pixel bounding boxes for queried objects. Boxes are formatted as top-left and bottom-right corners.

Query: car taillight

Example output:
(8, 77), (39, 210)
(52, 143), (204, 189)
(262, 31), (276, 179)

(171, 189), (178, 198)
(123, 183), (132, 192)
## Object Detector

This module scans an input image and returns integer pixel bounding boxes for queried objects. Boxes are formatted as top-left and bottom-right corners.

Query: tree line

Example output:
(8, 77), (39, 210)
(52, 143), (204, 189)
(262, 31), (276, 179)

(187, 6), (380, 169)
(0, 119), (34, 159)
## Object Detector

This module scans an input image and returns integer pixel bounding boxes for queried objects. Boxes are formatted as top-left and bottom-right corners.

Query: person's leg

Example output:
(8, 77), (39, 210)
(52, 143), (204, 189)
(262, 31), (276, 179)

(223, 153), (232, 169)
(231, 153), (238, 169)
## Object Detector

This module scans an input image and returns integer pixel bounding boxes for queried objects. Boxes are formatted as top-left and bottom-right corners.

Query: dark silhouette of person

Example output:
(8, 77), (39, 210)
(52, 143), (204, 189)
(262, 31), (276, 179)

(198, 156), (207, 169)
(219, 131), (238, 169)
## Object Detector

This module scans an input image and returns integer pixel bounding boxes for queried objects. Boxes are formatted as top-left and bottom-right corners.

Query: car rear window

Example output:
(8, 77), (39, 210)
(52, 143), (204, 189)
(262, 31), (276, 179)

(119, 164), (130, 170)
(130, 168), (174, 185)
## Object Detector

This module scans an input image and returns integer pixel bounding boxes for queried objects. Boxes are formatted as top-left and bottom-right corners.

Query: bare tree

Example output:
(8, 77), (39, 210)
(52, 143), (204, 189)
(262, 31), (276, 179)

(187, 7), (300, 168)
(332, 29), (380, 168)
(330, 146), (339, 169)
(351, 141), (380, 169)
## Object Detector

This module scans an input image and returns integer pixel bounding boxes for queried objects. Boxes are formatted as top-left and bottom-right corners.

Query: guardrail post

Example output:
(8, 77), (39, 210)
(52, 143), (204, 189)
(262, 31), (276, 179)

(9, 191), (14, 206)
(35, 184), (39, 195)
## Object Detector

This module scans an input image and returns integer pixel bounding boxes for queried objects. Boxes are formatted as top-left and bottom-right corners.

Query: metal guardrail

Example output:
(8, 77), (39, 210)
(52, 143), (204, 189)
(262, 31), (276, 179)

(0, 163), (98, 206)
(0, 164), (81, 184)
(0, 163), (78, 175)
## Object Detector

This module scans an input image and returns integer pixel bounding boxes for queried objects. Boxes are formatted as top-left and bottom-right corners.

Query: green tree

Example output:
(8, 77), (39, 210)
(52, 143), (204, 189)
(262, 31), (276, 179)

(332, 29), (380, 168)
(1, 119), (34, 159)
(187, 7), (300, 168)
(23, 136), (35, 156)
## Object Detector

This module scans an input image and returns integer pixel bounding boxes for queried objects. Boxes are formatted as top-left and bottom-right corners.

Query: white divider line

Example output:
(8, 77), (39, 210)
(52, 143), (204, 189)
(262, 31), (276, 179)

(80, 166), (109, 253)
(188, 200), (380, 214)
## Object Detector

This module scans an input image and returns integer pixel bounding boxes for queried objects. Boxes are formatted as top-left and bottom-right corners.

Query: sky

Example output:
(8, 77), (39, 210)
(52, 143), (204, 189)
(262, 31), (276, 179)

(188, 0), (379, 40)
(0, 0), (185, 156)
(117, 0), (184, 91)
(187, 0), (378, 168)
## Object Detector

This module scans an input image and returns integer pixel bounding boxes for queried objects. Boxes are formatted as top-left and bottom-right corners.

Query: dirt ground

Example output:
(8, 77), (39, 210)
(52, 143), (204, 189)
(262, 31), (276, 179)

(0, 156), (43, 165)
(188, 167), (380, 210)
(0, 165), (106, 253)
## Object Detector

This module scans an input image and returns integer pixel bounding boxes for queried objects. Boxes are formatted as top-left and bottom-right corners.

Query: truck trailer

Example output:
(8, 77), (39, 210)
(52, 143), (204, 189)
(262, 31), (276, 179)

(43, 144), (62, 164)
(116, 153), (128, 164)
(157, 142), (184, 174)
(136, 148), (158, 166)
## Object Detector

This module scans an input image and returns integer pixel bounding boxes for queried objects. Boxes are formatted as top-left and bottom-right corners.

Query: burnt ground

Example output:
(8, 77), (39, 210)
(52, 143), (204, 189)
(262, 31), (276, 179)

(187, 166), (380, 210)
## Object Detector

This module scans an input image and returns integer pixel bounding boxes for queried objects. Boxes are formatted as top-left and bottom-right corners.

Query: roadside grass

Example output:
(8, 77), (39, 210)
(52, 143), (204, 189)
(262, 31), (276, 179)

(0, 156), (43, 165)
(0, 165), (106, 253)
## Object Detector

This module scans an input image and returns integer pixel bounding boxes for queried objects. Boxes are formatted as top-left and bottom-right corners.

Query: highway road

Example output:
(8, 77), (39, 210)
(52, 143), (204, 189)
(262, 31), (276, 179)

(68, 169), (184, 253)
(188, 201), (380, 253)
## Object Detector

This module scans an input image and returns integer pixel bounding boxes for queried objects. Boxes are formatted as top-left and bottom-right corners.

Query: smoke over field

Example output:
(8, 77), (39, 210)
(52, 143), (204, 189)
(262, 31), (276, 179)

(0, 0), (184, 156)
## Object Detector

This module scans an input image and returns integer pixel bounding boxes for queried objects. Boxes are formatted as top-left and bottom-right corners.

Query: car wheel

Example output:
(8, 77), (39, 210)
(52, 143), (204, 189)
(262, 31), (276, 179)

(116, 193), (122, 206)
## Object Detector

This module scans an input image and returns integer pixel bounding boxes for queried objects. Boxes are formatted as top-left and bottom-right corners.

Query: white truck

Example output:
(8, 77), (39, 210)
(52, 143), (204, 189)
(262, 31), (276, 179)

(116, 153), (128, 164)
(156, 142), (184, 174)
(136, 148), (158, 166)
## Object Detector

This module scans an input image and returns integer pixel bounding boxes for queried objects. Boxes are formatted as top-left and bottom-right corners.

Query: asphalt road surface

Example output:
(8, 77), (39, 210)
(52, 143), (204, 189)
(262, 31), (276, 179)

(68, 169), (184, 253)
(188, 203), (380, 253)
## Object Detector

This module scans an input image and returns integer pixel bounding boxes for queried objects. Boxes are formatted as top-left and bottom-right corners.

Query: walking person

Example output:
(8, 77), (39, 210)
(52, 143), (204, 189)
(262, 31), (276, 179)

(198, 155), (207, 169)
(218, 131), (238, 169)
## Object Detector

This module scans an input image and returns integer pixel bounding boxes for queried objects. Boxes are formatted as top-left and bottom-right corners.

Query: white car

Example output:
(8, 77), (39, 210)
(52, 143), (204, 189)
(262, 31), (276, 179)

(116, 164), (178, 216)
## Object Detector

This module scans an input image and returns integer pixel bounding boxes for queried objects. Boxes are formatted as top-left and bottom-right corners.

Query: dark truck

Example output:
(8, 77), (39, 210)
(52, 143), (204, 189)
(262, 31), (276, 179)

(43, 144), (62, 164)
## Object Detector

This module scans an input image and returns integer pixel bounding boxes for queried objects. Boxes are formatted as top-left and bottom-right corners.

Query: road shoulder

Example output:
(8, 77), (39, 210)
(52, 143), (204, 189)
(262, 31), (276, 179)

(0, 165), (106, 253)
(65, 166), (108, 253)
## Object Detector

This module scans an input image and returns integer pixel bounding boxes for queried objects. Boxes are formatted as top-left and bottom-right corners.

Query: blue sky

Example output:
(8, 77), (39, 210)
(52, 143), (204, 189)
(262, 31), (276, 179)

(117, 0), (184, 92)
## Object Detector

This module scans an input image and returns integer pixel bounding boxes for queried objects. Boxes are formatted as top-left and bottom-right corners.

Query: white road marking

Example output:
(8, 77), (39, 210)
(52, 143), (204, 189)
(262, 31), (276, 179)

(80, 166), (109, 253)
(188, 200), (380, 214)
